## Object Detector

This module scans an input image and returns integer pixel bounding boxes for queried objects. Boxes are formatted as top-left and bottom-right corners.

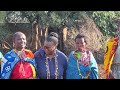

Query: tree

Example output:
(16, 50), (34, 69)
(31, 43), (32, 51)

(0, 11), (13, 53)
(20, 11), (86, 51)
(2, 11), (93, 52)
(86, 11), (120, 36)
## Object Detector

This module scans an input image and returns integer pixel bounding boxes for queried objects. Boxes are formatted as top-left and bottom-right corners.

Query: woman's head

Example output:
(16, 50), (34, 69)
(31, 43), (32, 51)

(13, 32), (26, 51)
(75, 34), (87, 52)
(43, 32), (58, 55)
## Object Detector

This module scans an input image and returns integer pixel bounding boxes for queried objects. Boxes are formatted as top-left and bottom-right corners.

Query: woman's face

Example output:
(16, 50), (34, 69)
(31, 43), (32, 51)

(43, 41), (56, 55)
(75, 38), (86, 52)
(14, 33), (26, 51)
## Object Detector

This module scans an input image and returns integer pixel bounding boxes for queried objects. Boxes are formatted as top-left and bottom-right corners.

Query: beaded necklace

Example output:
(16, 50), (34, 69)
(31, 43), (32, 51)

(45, 51), (59, 79)
(75, 50), (91, 79)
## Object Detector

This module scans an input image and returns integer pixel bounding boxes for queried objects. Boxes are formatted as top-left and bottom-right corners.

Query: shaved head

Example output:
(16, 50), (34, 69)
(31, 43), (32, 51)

(13, 31), (26, 50)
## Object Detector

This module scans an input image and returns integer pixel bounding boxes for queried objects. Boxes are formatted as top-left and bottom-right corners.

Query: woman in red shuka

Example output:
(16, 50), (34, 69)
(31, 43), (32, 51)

(1, 32), (36, 79)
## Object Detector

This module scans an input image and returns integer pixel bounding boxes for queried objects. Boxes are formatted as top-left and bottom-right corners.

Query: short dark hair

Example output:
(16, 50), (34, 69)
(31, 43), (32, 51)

(75, 34), (87, 44)
(46, 32), (58, 45)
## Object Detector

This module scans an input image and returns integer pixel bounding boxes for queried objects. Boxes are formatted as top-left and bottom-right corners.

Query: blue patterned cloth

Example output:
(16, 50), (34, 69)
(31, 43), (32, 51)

(1, 50), (36, 79)
(66, 50), (98, 79)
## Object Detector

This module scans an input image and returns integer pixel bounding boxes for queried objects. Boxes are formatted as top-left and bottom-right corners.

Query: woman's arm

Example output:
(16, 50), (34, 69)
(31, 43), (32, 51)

(89, 52), (99, 79)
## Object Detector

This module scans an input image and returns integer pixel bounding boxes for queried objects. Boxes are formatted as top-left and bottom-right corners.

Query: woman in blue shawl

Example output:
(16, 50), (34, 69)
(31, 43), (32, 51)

(1, 32), (36, 79)
(66, 34), (98, 79)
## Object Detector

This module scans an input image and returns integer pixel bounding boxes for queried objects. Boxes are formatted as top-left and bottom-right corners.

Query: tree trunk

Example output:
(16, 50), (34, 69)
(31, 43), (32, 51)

(59, 27), (64, 52)
(30, 23), (41, 52)
(45, 27), (48, 41)
(38, 25), (42, 49)
(35, 24), (39, 50)
(63, 27), (68, 42)
(40, 27), (48, 47)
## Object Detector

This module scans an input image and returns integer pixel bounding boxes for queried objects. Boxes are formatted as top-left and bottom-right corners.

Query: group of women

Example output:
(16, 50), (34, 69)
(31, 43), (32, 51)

(1, 18), (120, 79)
(0, 31), (99, 79)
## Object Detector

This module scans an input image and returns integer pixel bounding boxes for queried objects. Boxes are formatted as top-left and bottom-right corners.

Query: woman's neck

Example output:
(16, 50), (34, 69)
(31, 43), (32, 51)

(14, 48), (24, 52)
(15, 47), (24, 51)
(46, 52), (57, 59)
(46, 54), (55, 58)
(77, 49), (86, 53)
(14, 48), (25, 57)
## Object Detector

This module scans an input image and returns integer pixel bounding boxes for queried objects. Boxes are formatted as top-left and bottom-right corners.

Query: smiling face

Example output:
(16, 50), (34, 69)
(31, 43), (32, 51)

(75, 37), (87, 52)
(13, 33), (26, 51)
(43, 41), (56, 56)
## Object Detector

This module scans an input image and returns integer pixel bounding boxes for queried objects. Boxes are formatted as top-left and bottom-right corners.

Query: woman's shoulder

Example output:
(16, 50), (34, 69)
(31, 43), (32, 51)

(24, 49), (33, 54)
(4, 50), (14, 57)
(24, 49), (34, 58)
(70, 50), (75, 54)
(67, 50), (75, 57)
(34, 48), (44, 58)
(34, 50), (40, 57)
(3, 50), (15, 62)
(56, 49), (67, 57)
(24, 49), (33, 52)
(56, 50), (68, 60)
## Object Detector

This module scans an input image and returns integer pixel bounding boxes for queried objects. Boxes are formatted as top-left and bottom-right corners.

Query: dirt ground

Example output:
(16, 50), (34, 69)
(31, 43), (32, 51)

(98, 64), (106, 79)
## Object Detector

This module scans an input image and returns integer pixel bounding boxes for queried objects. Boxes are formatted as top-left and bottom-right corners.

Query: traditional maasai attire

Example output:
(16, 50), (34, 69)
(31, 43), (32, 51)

(110, 35), (120, 79)
(34, 48), (68, 79)
(1, 49), (36, 79)
(66, 50), (98, 79)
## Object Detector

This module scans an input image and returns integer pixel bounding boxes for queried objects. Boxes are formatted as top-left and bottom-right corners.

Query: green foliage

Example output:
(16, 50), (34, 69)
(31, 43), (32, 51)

(5, 11), (29, 23)
(0, 23), (13, 40)
(0, 11), (6, 23)
(20, 11), (88, 29)
(0, 11), (12, 40)
(2, 11), (120, 37)
(86, 11), (120, 36)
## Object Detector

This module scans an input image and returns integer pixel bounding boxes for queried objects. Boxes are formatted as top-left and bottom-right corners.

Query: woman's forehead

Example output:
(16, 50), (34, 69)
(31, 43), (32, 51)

(44, 41), (54, 46)
(15, 33), (26, 38)
(76, 38), (85, 42)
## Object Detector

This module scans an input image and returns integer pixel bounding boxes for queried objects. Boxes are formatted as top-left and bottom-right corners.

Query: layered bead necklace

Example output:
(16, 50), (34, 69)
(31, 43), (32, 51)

(75, 50), (91, 79)
(45, 52), (59, 79)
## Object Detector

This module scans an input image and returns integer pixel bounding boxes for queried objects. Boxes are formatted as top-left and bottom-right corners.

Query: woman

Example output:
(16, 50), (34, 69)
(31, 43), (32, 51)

(34, 32), (68, 79)
(1, 32), (36, 79)
(66, 34), (98, 79)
